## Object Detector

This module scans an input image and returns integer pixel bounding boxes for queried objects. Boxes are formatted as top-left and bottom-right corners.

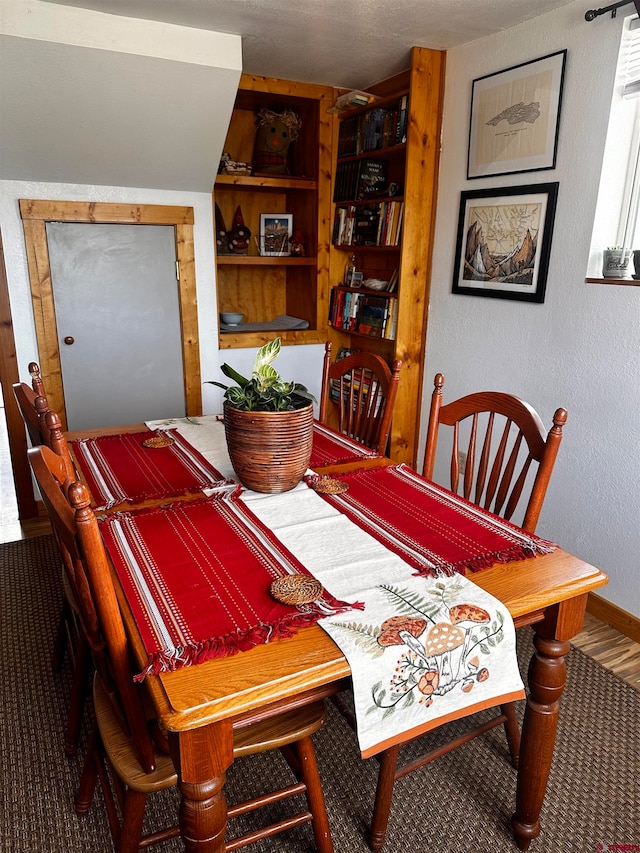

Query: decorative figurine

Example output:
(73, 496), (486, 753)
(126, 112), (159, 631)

(214, 203), (232, 255)
(289, 229), (307, 257)
(227, 206), (251, 255)
(218, 152), (252, 176)
(252, 108), (302, 175)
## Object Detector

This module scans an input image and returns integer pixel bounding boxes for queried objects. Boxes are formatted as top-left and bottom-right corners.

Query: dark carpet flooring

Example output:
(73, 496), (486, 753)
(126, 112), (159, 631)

(1, 535), (638, 852)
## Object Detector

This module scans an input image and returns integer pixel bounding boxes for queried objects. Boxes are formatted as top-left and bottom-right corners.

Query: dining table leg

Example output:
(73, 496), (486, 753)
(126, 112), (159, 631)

(511, 593), (588, 851)
(168, 720), (234, 852)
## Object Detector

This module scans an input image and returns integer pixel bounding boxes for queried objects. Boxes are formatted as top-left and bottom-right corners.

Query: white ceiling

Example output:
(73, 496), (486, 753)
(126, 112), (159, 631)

(39, 0), (582, 88)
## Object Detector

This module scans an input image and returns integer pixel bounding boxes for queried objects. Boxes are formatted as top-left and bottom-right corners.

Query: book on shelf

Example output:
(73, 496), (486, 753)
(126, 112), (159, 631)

(356, 159), (388, 199)
(357, 294), (390, 338)
(333, 159), (387, 203)
(328, 286), (397, 340)
(333, 200), (404, 247)
(336, 95), (409, 158)
(384, 295), (398, 339)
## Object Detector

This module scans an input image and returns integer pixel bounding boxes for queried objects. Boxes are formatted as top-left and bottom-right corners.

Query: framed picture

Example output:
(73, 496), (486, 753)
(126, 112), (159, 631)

(259, 213), (293, 256)
(467, 50), (566, 179)
(452, 183), (559, 303)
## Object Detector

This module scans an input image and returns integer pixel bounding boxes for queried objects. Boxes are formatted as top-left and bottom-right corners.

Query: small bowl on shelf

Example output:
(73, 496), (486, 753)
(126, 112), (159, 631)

(220, 312), (245, 326)
(363, 278), (388, 291)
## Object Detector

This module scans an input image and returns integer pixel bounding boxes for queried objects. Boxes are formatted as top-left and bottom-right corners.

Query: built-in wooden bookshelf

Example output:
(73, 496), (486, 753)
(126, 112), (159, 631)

(327, 47), (446, 465)
(213, 74), (335, 350)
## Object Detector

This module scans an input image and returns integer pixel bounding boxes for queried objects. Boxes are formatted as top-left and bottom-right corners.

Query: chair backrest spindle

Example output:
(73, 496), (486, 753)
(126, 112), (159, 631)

(422, 373), (567, 533)
(319, 341), (402, 455)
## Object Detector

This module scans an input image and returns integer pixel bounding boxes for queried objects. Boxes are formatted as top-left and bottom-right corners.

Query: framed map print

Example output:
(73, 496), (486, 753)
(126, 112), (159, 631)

(452, 183), (559, 303)
(467, 50), (567, 179)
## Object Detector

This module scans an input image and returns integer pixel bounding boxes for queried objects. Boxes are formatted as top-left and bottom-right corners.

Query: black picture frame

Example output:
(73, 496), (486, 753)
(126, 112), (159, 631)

(452, 183), (559, 303)
(467, 50), (567, 180)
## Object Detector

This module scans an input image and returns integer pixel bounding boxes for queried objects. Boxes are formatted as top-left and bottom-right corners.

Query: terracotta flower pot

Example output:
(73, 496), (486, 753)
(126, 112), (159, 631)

(223, 401), (314, 493)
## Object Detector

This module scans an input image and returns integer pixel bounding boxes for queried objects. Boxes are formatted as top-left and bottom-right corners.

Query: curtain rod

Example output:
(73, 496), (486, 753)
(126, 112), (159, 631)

(585, 0), (635, 20)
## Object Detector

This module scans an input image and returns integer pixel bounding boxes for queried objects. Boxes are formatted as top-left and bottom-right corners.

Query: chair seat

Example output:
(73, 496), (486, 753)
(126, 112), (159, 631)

(233, 703), (326, 756)
(94, 676), (177, 794)
(95, 673), (328, 795)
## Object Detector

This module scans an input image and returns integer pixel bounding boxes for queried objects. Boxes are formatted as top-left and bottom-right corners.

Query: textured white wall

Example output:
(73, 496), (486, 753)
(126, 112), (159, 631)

(423, 1), (640, 618)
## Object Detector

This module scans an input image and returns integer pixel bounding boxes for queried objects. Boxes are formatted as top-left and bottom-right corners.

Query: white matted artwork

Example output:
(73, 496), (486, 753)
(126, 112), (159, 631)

(467, 50), (567, 180)
(452, 183), (559, 304)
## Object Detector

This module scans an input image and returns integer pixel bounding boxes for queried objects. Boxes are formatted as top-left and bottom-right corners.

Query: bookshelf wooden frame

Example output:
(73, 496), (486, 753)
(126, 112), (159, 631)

(328, 47), (446, 466)
(213, 74), (335, 350)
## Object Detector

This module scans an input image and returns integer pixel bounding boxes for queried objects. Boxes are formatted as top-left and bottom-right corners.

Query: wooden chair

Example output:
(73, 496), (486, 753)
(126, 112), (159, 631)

(422, 373), (567, 532)
(319, 341), (402, 455)
(28, 444), (335, 853)
(366, 373), (567, 853)
(13, 362), (86, 755)
(11, 361), (50, 445)
(12, 385), (49, 447)
(45, 409), (90, 758)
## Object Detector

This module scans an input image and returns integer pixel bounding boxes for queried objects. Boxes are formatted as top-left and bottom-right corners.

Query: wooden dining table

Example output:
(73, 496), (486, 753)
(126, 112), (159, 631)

(65, 419), (608, 853)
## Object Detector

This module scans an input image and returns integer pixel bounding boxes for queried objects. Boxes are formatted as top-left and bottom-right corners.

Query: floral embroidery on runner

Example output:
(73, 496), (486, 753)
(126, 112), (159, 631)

(320, 573), (525, 758)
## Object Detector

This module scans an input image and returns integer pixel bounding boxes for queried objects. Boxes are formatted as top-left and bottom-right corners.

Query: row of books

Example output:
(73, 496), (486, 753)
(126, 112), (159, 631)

(333, 158), (387, 203)
(328, 287), (398, 339)
(333, 202), (404, 247)
(337, 97), (409, 158)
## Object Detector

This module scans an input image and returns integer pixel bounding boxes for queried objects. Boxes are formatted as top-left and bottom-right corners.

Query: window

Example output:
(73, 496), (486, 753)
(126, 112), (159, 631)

(588, 15), (640, 279)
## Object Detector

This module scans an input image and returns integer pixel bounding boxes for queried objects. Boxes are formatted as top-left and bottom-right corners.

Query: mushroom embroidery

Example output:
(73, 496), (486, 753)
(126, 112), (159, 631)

(363, 583), (507, 715)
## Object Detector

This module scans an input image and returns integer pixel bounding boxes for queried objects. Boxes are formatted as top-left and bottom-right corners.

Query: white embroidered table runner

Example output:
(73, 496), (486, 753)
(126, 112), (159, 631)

(146, 415), (526, 758)
(240, 483), (526, 759)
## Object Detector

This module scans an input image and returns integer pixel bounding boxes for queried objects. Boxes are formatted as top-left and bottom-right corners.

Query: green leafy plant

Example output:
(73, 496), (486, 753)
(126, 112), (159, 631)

(207, 337), (316, 412)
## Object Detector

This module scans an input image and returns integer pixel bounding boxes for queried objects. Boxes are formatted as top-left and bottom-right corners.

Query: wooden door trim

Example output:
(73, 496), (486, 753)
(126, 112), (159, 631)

(19, 200), (202, 429)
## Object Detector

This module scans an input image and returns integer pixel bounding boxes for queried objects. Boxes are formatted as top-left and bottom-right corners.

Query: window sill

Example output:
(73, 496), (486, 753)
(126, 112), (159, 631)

(585, 277), (640, 287)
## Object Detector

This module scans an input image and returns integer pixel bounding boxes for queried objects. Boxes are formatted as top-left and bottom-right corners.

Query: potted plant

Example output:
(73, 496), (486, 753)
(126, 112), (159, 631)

(209, 338), (316, 493)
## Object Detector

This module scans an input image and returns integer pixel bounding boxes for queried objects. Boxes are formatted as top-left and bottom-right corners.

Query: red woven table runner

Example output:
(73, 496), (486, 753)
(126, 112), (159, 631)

(309, 421), (380, 467)
(99, 493), (356, 679)
(71, 430), (229, 510)
(306, 463), (555, 577)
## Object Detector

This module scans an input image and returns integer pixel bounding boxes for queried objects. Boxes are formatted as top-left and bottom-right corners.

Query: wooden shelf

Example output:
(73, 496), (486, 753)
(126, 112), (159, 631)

(215, 175), (317, 191)
(329, 323), (396, 344)
(336, 144), (406, 165)
(333, 243), (400, 252)
(217, 255), (317, 266)
(334, 195), (404, 208)
(218, 329), (326, 350)
(585, 277), (640, 286)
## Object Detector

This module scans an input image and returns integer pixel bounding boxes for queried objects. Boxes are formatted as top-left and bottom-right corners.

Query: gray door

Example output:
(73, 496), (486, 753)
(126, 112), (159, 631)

(46, 222), (186, 430)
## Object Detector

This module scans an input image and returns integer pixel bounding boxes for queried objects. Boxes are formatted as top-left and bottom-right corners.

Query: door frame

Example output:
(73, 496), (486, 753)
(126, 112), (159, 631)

(20, 200), (202, 430)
